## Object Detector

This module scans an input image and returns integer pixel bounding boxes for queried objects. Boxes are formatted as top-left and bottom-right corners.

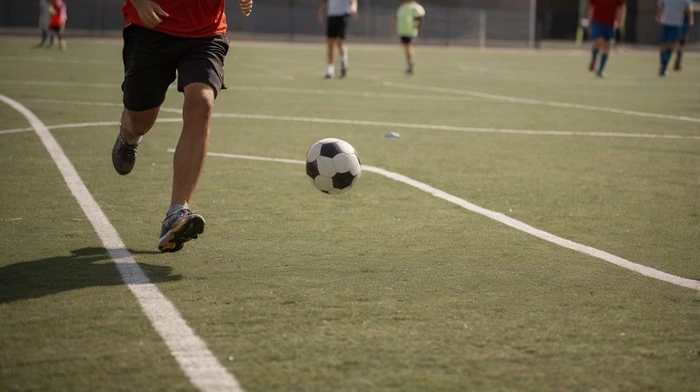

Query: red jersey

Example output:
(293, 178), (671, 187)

(589, 0), (625, 26)
(122, 0), (227, 38)
(49, 0), (67, 28)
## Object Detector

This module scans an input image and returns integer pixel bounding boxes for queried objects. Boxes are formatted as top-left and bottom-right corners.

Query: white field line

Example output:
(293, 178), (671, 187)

(3, 77), (700, 125)
(382, 80), (700, 124)
(2, 102), (699, 140)
(202, 151), (700, 292)
(211, 112), (700, 140)
(0, 94), (243, 392)
(0, 80), (487, 103)
(0, 55), (115, 65)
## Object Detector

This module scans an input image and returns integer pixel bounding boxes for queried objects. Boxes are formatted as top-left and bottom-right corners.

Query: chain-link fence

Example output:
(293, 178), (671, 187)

(0, 0), (537, 47)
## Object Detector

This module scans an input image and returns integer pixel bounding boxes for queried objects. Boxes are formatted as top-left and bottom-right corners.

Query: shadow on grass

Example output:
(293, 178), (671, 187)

(0, 247), (182, 303)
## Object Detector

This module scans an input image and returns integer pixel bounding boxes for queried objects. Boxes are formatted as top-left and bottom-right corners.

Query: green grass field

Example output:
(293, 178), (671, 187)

(0, 36), (699, 392)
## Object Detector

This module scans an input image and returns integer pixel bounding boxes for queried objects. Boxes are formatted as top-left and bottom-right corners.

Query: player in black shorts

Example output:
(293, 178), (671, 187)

(318, 0), (357, 79)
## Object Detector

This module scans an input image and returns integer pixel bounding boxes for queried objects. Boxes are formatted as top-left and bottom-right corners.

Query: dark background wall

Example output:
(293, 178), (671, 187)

(0, 0), (696, 46)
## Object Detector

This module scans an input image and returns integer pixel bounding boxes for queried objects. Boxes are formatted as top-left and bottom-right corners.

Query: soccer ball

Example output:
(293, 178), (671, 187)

(305, 138), (362, 194)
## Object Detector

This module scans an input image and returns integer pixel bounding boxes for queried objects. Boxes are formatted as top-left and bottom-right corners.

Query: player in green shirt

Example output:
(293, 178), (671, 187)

(394, 0), (425, 74)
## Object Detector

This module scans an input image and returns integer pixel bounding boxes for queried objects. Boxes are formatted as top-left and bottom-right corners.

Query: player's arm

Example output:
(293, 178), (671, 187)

(656, 1), (664, 24)
(317, 0), (327, 24)
(414, 14), (424, 28)
(588, 0), (594, 23)
(239, 0), (253, 16)
(686, 1), (694, 26)
(130, 0), (169, 28)
(350, 0), (358, 18)
(616, 3), (626, 29)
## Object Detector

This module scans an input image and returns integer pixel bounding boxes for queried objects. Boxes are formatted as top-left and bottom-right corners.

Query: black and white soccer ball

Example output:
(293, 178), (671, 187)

(305, 138), (362, 194)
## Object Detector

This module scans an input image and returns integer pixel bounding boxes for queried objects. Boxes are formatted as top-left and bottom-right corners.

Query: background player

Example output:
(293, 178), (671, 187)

(394, 0), (426, 74)
(588, 0), (626, 78)
(35, 0), (50, 48)
(46, 0), (67, 50)
(318, 0), (357, 79)
(657, 0), (693, 76)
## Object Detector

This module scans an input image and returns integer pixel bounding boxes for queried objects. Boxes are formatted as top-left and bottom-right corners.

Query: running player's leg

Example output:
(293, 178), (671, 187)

(675, 30), (688, 71)
(401, 37), (414, 73)
(589, 23), (603, 71)
(325, 16), (338, 78)
(337, 15), (349, 78)
(659, 25), (678, 76)
(114, 25), (176, 175)
(156, 33), (228, 252)
(597, 25), (613, 77)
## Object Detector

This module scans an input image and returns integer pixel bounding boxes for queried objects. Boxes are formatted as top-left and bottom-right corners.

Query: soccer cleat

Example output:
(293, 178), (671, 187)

(659, 67), (668, 77)
(112, 131), (139, 175)
(157, 209), (205, 253)
(324, 73), (333, 79)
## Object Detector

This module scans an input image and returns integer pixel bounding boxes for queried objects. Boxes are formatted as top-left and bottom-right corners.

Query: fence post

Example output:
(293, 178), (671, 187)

(529, 0), (537, 48)
(478, 9), (487, 49)
(289, 0), (295, 41)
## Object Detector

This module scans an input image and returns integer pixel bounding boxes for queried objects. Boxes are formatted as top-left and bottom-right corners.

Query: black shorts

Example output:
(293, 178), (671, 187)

(326, 15), (349, 39)
(400, 36), (413, 44)
(121, 24), (229, 112)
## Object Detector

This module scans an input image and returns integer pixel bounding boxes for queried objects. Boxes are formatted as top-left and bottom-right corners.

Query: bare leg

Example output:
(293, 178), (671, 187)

(337, 39), (347, 74)
(170, 83), (214, 207)
(325, 38), (336, 77)
(404, 43), (414, 72)
(589, 37), (604, 71)
(120, 107), (159, 143)
(57, 26), (66, 50)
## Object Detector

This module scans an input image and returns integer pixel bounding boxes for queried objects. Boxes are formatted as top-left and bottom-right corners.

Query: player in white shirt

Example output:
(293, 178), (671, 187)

(318, 0), (357, 79)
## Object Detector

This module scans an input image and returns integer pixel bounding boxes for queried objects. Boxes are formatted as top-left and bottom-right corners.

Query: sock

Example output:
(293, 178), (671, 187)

(166, 204), (187, 217)
(598, 53), (609, 73)
(326, 64), (334, 76)
(591, 47), (599, 63)
(341, 46), (348, 68)
(661, 49), (672, 69)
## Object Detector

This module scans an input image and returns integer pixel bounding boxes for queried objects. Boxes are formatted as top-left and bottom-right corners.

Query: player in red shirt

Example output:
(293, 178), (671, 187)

(587, 0), (626, 77)
(112, 0), (253, 253)
(47, 0), (67, 50)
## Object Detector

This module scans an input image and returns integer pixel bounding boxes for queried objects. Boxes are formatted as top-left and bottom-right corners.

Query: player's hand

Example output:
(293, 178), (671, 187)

(131, 0), (169, 28)
(239, 0), (253, 16)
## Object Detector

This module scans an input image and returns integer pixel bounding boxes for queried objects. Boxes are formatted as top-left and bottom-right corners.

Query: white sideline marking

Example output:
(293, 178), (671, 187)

(3, 77), (700, 124)
(211, 113), (700, 140)
(2, 109), (698, 141)
(383, 81), (700, 124)
(202, 151), (700, 292)
(0, 94), (244, 392)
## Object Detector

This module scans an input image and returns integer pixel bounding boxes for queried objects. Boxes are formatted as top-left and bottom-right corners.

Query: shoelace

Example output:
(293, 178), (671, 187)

(117, 138), (137, 158)
(162, 208), (191, 226)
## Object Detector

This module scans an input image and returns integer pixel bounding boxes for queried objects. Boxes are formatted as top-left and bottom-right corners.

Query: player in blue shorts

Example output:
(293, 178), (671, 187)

(674, 10), (692, 71)
(656, 0), (693, 76)
(588, 0), (626, 78)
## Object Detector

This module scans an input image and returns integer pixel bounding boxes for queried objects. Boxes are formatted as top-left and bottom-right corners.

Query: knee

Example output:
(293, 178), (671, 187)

(122, 108), (158, 134)
(183, 84), (215, 120)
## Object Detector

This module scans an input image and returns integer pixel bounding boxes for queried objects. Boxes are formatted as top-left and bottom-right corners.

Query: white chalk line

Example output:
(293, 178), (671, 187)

(382, 80), (700, 124)
(0, 94), (243, 392)
(3, 78), (700, 125)
(201, 151), (700, 292)
(2, 98), (698, 140)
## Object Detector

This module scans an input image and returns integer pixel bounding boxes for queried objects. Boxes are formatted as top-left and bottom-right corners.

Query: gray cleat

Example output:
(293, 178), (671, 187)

(157, 209), (205, 253)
